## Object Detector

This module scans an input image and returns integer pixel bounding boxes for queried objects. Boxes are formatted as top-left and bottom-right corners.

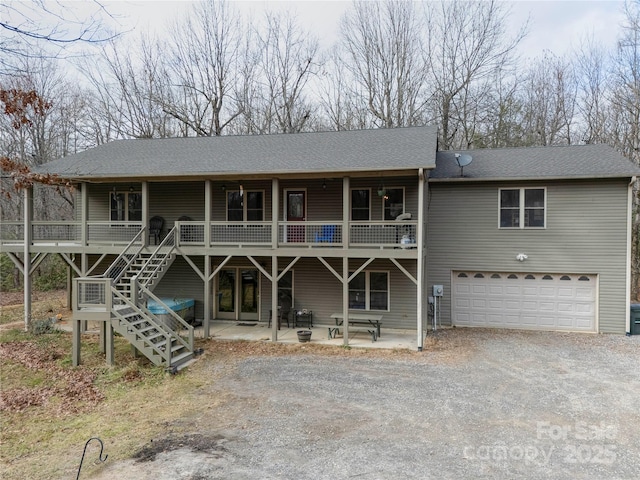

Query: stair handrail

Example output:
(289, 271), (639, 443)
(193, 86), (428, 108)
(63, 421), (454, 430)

(138, 284), (194, 352)
(103, 227), (146, 284)
(112, 285), (193, 359)
(138, 227), (176, 290)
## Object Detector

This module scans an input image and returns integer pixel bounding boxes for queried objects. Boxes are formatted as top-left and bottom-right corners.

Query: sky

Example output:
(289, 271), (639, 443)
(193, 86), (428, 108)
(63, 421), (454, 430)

(102, 0), (628, 59)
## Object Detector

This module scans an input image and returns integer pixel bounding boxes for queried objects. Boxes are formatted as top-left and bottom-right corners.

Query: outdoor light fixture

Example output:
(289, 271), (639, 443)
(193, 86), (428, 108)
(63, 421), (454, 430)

(322, 179), (327, 190)
(516, 253), (528, 262)
(221, 184), (226, 192)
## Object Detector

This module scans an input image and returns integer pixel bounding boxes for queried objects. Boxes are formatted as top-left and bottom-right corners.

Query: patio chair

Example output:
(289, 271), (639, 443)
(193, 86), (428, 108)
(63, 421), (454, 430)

(315, 224), (336, 243)
(279, 296), (292, 328)
(149, 215), (164, 245)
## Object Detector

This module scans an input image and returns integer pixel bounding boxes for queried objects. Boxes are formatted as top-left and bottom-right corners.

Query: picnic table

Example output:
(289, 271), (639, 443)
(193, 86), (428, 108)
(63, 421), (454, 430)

(328, 312), (383, 342)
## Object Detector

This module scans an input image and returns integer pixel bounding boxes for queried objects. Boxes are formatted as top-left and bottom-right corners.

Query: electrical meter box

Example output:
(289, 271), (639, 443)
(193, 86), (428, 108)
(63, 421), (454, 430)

(433, 285), (444, 297)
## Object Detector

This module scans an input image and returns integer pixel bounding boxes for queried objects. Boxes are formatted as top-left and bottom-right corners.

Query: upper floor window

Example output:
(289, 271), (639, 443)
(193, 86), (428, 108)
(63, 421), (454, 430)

(349, 271), (389, 311)
(110, 191), (141, 221)
(227, 190), (264, 221)
(351, 189), (370, 221)
(383, 188), (405, 220)
(499, 188), (545, 228)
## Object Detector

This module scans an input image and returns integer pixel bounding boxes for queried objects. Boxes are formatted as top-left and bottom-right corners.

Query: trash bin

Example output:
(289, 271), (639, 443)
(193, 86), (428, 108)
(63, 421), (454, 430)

(630, 304), (640, 335)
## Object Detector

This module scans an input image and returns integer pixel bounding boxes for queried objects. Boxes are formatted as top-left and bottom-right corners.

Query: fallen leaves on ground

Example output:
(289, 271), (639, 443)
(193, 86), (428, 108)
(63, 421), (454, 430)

(0, 341), (104, 414)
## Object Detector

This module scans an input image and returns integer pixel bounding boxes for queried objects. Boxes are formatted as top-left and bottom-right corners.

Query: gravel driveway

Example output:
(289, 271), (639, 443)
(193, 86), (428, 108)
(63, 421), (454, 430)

(92, 329), (640, 479)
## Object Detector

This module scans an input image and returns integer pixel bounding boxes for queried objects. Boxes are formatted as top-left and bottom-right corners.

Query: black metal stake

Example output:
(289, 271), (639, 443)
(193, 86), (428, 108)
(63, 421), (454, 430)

(76, 437), (108, 480)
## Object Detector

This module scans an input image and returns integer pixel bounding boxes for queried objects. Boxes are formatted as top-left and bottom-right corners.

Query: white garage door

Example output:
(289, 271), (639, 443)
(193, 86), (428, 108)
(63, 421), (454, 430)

(452, 271), (596, 332)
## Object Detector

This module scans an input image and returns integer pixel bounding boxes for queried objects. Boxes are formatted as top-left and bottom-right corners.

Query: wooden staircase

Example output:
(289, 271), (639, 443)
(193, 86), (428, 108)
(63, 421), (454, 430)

(74, 227), (196, 370)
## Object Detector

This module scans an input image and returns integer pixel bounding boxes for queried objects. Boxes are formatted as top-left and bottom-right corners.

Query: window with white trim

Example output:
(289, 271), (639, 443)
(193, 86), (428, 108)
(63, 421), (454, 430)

(351, 189), (370, 221)
(348, 271), (389, 311)
(110, 191), (142, 221)
(227, 190), (264, 221)
(499, 188), (545, 228)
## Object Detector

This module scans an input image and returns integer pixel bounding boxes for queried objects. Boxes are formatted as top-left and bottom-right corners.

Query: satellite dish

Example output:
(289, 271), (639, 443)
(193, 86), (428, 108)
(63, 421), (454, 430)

(454, 153), (473, 176)
(454, 153), (473, 167)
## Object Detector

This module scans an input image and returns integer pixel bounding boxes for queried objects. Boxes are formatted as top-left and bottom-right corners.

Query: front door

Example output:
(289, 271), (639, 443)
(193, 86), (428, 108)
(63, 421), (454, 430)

(287, 190), (306, 242)
(217, 268), (259, 320)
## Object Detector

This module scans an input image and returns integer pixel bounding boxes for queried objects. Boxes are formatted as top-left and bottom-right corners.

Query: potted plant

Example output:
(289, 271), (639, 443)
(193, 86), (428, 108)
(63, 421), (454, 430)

(297, 330), (312, 343)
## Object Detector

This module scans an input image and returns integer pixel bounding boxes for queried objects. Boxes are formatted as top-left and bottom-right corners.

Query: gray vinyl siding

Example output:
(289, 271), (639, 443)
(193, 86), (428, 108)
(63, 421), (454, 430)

(154, 256), (206, 319)
(426, 179), (631, 333)
(150, 182), (205, 227)
(87, 184), (111, 221)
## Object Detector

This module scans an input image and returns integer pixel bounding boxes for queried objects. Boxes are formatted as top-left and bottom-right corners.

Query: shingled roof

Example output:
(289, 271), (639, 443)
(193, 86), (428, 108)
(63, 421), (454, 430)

(431, 144), (640, 181)
(39, 126), (438, 181)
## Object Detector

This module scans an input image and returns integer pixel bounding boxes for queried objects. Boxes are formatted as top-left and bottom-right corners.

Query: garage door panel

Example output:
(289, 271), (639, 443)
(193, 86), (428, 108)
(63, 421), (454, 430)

(453, 271), (596, 332)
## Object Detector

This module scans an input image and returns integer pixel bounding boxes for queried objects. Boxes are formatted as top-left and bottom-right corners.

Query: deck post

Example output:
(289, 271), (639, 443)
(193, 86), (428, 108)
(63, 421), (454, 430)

(105, 321), (114, 365)
(342, 256), (349, 345)
(81, 182), (88, 246)
(417, 168), (426, 351)
(271, 254), (278, 342)
(204, 254), (211, 339)
(72, 318), (81, 366)
(342, 177), (350, 345)
(23, 187), (32, 331)
(205, 180), (212, 247)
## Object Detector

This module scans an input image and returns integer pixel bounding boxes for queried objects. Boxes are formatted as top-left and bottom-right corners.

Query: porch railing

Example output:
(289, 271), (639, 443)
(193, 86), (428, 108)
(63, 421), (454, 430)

(2, 220), (418, 249)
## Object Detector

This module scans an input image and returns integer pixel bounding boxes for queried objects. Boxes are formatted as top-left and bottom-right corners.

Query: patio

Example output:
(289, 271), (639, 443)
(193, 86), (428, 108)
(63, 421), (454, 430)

(199, 321), (422, 350)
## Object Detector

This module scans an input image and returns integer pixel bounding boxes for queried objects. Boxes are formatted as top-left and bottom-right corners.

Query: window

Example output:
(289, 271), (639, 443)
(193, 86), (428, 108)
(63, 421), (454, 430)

(351, 189), (370, 221)
(383, 188), (405, 220)
(349, 271), (389, 311)
(227, 190), (264, 221)
(110, 191), (141, 221)
(499, 188), (545, 228)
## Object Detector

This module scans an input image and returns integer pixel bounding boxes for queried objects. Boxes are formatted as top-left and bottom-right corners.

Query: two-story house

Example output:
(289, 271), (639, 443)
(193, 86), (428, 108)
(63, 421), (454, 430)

(2, 126), (638, 369)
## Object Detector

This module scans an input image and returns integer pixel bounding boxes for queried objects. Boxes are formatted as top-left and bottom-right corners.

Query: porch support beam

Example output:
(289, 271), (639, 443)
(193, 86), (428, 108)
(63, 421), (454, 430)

(5, 251), (23, 270)
(205, 180), (212, 247)
(81, 182), (88, 246)
(86, 254), (108, 276)
(23, 187), (32, 331)
(348, 258), (374, 283)
(209, 255), (233, 281)
(181, 254), (205, 281)
(390, 258), (417, 285)
(204, 255), (211, 338)
(247, 255), (271, 281)
(28, 252), (47, 275)
(417, 168), (426, 351)
(142, 181), (149, 247)
(318, 257), (342, 283)
(272, 178), (279, 249)
(342, 256), (349, 345)
(342, 177), (350, 248)
(277, 256), (300, 282)
(271, 254), (278, 342)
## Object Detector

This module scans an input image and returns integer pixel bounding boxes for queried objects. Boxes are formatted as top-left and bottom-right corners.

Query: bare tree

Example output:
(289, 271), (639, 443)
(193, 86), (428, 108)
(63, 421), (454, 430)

(575, 36), (614, 145)
(424, 0), (526, 150)
(0, 1), (117, 73)
(519, 52), (577, 146)
(339, 0), (427, 128)
(251, 11), (320, 134)
(164, 0), (245, 136)
(609, 0), (640, 163)
(85, 35), (175, 139)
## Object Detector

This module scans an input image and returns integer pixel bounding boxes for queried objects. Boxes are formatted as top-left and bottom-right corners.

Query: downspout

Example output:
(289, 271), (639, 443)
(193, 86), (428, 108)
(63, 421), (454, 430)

(626, 176), (636, 334)
(417, 168), (425, 351)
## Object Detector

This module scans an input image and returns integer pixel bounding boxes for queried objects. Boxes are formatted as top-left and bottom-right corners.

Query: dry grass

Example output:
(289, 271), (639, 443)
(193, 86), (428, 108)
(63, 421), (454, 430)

(0, 291), (475, 479)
